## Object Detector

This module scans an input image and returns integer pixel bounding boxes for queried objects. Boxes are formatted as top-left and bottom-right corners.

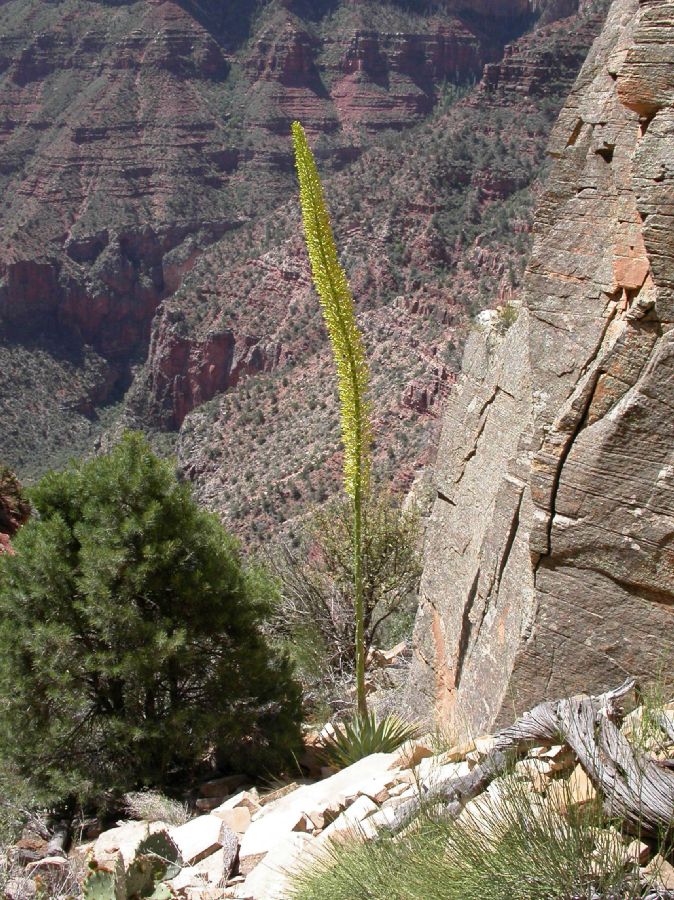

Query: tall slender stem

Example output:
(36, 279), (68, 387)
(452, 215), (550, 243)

(353, 484), (366, 716)
(291, 121), (372, 717)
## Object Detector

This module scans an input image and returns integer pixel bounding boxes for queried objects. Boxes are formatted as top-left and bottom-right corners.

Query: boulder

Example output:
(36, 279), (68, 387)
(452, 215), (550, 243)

(241, 833), (312, 900)
(626, 839), (650, 866)
(643, 854), (674, 891)
(214, 806), (252, 835)
(199, 775), (247, 799)
(194, 845), (236, 884)
(317, 794), (379, 843)
(238, 752), (399, 873)
(211, 791), (261, 817)
(546, 763), (597, 813)
(514, 757), (553, 792)
(567, 764), (597, 808)
(170, 816), (235, 866)
(417, 758), (470, 790)
(390, 739), (435, 769)
(258, 782), (301, 807)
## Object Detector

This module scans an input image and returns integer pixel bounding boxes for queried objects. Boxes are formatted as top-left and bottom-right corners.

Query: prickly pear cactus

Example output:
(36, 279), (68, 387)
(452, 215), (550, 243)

(125, 855), (155, 898)
(84, 830), (182, 900)
(135, 830), (182, 881)
(83, 867), (118, 900)
(122, 829), (182, 897)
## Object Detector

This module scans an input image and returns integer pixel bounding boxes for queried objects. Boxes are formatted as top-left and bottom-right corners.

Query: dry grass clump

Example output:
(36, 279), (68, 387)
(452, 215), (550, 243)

(290, 772), (652, 900)
(123, 791), (191, 827)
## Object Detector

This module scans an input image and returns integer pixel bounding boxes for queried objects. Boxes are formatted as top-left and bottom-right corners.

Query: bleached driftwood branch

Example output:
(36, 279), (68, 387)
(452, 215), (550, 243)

(394, 678), (674, 836)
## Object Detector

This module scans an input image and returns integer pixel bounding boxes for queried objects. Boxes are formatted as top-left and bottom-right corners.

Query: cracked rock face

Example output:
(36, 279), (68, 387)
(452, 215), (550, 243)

(410, 0), (674, 735)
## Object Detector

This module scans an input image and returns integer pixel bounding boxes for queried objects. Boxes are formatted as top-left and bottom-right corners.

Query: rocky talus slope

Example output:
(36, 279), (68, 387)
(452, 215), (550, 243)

(410, 0), (674, 734)
(8, 684), (674, 898)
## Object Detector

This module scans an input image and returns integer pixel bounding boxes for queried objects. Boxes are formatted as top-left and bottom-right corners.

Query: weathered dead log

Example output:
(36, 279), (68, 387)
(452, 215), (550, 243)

(45, 817), (71, 857)
(391, 745), (512, 829)
(394, 678), (674, 835)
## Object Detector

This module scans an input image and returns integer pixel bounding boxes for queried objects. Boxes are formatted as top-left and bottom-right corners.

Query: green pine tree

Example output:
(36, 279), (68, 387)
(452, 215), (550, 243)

(0, 433), (302, 808)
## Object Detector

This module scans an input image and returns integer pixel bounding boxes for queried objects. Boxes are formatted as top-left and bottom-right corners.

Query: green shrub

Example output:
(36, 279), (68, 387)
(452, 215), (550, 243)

(269, 490), (421, 713)
(0, 432), (303, 808)
(496, 301), (519, 332)
(123, 790), (191, 827)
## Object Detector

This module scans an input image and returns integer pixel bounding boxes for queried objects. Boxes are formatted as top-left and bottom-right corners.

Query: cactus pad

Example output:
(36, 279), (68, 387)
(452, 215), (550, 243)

(83, 867), (118, 900)
(135, 830), (182, 881)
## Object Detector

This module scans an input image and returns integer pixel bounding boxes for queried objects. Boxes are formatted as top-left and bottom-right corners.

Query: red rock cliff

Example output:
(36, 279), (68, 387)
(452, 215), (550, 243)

(410, 0), (674, 733)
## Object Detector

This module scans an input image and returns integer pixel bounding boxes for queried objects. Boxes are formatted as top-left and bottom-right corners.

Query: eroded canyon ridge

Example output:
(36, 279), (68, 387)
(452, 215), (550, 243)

(410, 0), (674, 733)
(0, 0), (611, 539)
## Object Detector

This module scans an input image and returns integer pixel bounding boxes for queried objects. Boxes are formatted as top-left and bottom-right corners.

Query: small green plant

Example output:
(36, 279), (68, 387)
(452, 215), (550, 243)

(292, 121), (372, 716)
(317, 711), (419, 770)
(629, 672), (674, 755)
(496, 301), (519, 331)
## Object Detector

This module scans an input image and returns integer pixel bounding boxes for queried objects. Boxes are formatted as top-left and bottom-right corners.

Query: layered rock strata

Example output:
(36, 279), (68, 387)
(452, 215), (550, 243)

(411, 0), (674, 733)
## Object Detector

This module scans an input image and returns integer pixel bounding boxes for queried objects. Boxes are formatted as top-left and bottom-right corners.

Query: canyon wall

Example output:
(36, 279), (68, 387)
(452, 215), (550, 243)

(0, 0), (611, 540)
(410, 0), (674, 733)
(0, 0), (509, 361)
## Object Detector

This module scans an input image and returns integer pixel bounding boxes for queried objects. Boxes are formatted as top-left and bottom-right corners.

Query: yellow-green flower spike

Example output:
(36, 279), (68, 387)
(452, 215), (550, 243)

(292, 120), (371, 715)
(291, 121), (371, 502)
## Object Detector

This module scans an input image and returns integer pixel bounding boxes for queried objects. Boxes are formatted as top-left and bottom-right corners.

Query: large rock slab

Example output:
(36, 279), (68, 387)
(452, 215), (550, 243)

(240, 833), (312, 900)
(170, 816), (236, 867)
(410, 0), (674, 735)
(238, 753), (400, 874)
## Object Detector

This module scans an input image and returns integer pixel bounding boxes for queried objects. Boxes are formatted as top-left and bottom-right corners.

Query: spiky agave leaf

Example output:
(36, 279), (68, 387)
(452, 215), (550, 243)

(318, 712), (419, 769)
(291, 121), (371, 503)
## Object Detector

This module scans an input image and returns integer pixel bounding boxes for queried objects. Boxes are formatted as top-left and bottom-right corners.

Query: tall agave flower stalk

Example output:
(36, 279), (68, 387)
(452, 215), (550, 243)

(291, 121), (372, 716)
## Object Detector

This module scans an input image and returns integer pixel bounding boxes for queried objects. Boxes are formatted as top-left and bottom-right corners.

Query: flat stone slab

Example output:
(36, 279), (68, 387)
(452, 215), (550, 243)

(241, 833), (312, 900)
(318, 794), (378, 843)
(213, 806), (251, 834)
(211, 790), (261, 815)
(199, 775), (247, 798)
(170, 816), (232, 866)
(239, 752), (399, 871)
